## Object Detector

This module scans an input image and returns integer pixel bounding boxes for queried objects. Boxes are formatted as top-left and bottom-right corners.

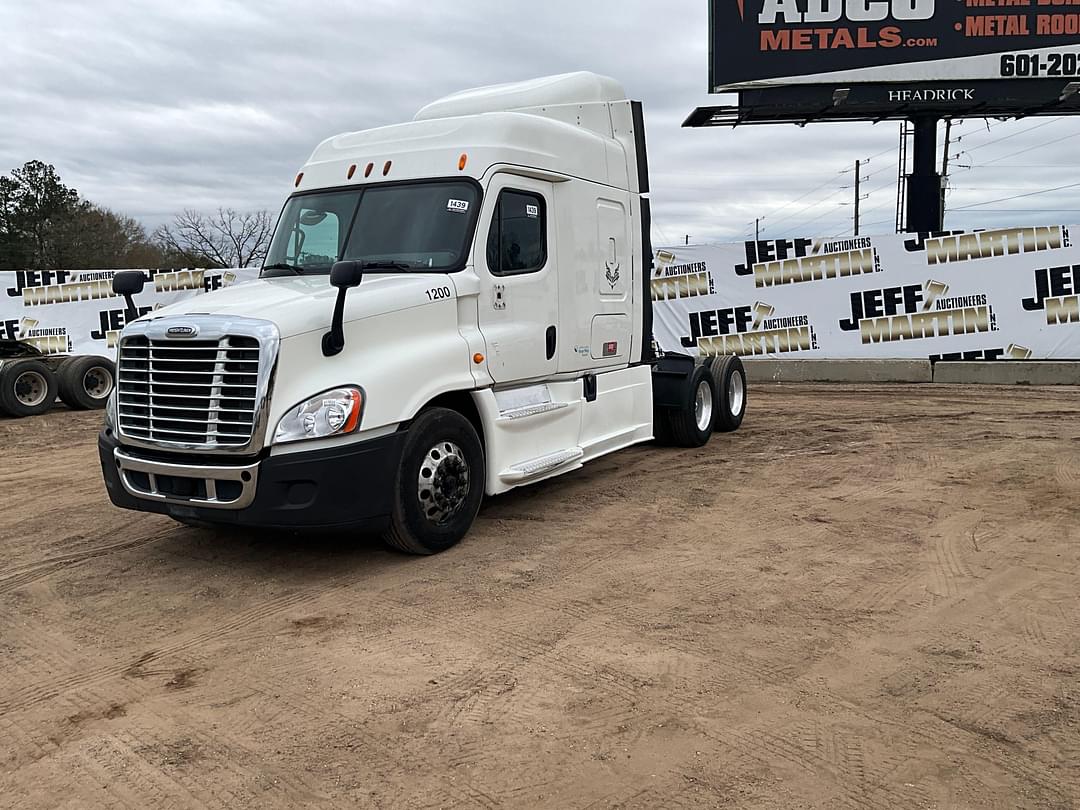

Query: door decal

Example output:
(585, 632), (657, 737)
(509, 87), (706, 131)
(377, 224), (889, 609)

(605, 238), (621, 290)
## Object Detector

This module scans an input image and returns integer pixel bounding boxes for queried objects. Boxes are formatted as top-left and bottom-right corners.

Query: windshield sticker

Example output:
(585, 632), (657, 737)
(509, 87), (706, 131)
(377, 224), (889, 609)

(447, 199), (470, 214)
(526, 204), (539, 218)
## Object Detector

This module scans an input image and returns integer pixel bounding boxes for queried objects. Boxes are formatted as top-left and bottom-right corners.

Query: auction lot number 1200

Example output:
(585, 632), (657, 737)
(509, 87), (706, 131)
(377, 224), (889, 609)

(426, 286), (452, 301)
(1001, 52), (1079, 77)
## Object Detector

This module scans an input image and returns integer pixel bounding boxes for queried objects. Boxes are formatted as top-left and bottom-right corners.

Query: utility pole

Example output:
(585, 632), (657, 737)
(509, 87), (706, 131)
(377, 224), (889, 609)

(940, 118), (953, 230)
(854, 160), (861, 236)
(755, 218), (760, 242)
(685, 234), (690, 245)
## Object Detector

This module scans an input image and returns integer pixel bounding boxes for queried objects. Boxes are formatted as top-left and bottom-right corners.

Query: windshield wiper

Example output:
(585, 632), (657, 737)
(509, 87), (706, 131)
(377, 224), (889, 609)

(262, 262), (304, 276)
(360, 260), (415, 271)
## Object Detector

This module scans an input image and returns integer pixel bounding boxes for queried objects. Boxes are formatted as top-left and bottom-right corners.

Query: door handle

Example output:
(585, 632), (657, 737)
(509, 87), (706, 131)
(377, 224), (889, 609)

(545, 326), (557, 360)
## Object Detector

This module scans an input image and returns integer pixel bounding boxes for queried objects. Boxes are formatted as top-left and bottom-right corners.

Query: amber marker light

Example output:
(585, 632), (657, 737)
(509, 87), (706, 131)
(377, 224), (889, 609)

(473, 353), (485, 365)
(383, 160), (392, 176)
(458, 153), (468, 171)
(365, 162), (374, 178)
(347, 164), (357, 180)
(343, 389), (363, 433)
(294, 172), (304, 188)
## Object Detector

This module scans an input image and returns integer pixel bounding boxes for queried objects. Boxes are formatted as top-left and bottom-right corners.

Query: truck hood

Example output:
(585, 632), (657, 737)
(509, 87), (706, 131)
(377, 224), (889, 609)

(144, 274), (453, 339)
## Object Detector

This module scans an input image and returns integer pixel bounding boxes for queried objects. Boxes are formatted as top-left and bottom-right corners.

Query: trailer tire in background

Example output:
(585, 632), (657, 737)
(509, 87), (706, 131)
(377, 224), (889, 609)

(58, 356), (116, 411)
(383, 407), (486, 555)
(665, 363), (716, 448)
(0, 359), (59, 418)
(709, 355), (747, 433)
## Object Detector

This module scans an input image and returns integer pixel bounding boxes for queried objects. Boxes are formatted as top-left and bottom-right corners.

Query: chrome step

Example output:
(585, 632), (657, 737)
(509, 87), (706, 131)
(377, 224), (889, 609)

(500, 447), (584, 484)
(496, 401), (570, 423)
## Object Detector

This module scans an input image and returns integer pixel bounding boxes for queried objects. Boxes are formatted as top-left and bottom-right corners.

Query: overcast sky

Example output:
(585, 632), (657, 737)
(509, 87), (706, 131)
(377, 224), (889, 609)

(4, 0), (1079, 248)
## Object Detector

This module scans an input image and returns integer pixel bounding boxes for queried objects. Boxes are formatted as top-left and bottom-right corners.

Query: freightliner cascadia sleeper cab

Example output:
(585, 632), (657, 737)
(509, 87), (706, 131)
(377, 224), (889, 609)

(99, 73), (748, 554)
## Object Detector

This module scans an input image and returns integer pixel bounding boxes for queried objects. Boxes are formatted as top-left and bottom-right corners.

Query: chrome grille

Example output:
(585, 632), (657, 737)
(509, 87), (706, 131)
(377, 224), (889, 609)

(117, 335), (262, 448)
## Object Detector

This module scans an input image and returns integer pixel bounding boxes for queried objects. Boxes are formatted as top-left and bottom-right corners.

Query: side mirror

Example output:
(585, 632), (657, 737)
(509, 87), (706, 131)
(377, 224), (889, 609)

(323, 261), (365, 357)
(330, 260), (365, 290)
(112, 271), (147, 325)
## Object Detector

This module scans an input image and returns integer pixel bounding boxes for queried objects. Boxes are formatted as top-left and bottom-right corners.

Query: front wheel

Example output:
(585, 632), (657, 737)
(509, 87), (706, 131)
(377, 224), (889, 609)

(383, 408), (485, 555)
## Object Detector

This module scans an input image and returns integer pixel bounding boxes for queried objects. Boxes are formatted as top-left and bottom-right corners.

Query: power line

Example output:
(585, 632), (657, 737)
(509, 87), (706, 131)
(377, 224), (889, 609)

(949, 181), (1080, 211)
(955, 117), (1062, 156)
(752, 147), (897, 237)
(979, 131), (1079, 166)
(761, 186), (851, 236)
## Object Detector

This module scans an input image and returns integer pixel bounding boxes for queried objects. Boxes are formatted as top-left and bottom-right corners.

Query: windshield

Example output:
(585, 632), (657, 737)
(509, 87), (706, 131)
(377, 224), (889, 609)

(262, 180), (481, 276)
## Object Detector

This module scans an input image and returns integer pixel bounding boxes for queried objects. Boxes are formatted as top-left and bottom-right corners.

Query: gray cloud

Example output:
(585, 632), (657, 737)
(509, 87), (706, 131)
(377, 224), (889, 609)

(4, 0), (1078, 249)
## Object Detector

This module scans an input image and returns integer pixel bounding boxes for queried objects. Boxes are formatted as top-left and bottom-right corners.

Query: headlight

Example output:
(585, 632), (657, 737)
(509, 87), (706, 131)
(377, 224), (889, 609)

(274, 387), (364, 445)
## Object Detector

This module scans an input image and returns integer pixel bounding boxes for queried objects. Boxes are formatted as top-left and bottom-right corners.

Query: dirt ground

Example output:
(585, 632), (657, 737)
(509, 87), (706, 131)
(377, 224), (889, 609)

(1, 384), (1078, 809)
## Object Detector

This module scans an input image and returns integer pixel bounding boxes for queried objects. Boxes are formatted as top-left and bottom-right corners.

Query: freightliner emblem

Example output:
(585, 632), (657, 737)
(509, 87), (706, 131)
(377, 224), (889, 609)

(167, 325), (199, 338)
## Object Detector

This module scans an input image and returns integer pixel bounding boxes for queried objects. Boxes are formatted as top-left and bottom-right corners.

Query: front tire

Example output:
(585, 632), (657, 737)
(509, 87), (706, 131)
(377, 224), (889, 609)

(383, 408), (485, 555)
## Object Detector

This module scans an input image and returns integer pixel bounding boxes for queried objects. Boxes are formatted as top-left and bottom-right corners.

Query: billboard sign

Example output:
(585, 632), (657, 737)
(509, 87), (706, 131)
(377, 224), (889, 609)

(709, 0), (1080, 91)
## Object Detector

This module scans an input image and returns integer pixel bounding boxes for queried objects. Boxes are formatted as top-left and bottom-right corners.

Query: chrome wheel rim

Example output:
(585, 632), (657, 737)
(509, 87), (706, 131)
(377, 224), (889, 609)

(83, 366), (114, 399)
(694, 379), (713, 433)
(14, 370), (48, 407)
(417, 441), (470, 525)
(729, 370), (745, 416)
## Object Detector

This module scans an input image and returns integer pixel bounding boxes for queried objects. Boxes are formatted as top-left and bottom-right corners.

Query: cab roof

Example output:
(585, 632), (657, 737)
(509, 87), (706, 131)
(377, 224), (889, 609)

(297, 73), (640, 194)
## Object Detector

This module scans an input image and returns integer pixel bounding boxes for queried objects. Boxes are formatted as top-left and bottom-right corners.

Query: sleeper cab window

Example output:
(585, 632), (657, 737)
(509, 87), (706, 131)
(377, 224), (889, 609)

(486, 189), (547, 276)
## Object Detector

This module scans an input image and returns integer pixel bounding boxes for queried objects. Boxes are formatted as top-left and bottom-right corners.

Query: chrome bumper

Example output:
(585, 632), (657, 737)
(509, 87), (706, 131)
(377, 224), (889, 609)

(113, 448), (260, 510)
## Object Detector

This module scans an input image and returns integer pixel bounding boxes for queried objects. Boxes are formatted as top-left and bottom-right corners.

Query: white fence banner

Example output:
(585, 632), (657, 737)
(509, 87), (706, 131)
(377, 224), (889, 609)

(654, 225), (1080, 361)
(0, 268), (261, 357)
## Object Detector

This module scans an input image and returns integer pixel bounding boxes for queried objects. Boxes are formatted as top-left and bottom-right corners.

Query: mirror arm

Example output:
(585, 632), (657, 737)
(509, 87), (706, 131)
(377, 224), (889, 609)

(122, 293), (139, 325)
(322, 287), (349, 357)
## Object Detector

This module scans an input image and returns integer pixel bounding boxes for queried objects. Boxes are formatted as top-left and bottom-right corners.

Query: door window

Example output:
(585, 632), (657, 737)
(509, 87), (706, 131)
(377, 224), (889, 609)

(486, 190), (546, 276)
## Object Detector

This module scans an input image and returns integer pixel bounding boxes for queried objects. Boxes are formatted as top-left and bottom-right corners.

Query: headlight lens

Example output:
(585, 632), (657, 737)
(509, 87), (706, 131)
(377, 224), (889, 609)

(274, 387), (363, 444)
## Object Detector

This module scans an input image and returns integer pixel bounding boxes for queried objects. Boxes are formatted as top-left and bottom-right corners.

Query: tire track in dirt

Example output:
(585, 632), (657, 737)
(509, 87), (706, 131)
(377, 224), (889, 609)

(808, 688), (1079, 808)
(0, 572), (376, 714)
(0, 526), (173, 595)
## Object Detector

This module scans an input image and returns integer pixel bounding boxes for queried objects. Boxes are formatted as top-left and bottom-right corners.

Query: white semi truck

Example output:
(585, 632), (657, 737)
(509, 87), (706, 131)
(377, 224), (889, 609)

(99, 73), (747, 554)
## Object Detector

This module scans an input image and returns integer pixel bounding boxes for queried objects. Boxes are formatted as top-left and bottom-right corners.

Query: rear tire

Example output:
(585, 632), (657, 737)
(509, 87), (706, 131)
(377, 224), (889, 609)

(383, 407), (485, 555)
(708, 355), (747, 433)
(58, 355), (116, 410)
(0, 359), (58, 418)
(666, 364), (716, 448)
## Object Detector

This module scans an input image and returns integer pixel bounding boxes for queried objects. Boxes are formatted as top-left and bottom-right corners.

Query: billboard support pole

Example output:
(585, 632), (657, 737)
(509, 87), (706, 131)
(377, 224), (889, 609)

(905, 116), (943, 234)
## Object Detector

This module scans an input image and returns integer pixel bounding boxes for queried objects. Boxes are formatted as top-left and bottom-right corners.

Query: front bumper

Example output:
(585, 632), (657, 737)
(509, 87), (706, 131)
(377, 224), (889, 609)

(98, 428), (405, 532)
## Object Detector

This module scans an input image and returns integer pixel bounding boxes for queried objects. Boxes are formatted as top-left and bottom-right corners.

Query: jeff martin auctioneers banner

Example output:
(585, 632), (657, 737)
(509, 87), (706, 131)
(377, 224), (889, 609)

(0, 268), (260, 357)
(653, 225), (1080, 361)
(4, 228), (1080, 363)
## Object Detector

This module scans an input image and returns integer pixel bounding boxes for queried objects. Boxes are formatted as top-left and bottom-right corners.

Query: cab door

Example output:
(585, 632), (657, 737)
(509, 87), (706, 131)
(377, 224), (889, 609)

(476, 175), (559, 383)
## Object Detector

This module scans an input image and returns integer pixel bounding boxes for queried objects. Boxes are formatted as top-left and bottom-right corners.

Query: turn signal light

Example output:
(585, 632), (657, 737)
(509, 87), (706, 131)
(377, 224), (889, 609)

(294, 172), (304, 188)
(383, 160), (392, 176)
(342, 389), (363, 433)
(459, 153), (468, 171)
(347, 164), (357, 180)
(365, 162), (374, 178)
(473, 353), (485, 365)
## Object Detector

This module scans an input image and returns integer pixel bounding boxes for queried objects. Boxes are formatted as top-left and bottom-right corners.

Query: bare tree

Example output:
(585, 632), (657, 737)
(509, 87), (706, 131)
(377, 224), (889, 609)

(154, 208), (273, 268)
